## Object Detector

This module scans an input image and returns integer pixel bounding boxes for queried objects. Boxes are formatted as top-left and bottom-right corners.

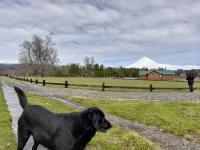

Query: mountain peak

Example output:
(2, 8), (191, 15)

(126, 56), (158, 69)
(126, 56), (200, 70)
(136, 56), (156, 64)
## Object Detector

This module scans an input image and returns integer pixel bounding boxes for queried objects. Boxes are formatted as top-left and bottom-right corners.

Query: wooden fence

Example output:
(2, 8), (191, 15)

(9, 76), (198, 92)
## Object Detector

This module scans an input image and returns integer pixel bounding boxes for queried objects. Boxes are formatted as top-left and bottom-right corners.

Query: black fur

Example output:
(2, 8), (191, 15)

(14, 86), (112, 150)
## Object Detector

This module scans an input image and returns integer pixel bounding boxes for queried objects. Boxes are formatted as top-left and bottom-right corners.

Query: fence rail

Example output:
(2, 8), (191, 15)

(9, 76), (198, 92)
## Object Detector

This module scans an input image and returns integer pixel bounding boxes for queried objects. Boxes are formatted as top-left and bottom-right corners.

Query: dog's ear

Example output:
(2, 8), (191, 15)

(92, 113), (100, 130)
(87, 108), (101, 130)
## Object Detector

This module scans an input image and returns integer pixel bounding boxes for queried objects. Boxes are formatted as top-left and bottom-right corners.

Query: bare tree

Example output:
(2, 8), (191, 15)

(83, 56), (95, 76)
(83, 56), (95, 69)
(19, 35), (59, 76)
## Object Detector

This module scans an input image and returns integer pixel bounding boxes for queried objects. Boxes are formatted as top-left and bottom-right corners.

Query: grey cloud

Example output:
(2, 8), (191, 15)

(0, 0), (200, 67)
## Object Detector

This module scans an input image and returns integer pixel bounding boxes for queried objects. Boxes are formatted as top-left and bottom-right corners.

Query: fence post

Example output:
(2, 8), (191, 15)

(150, 84), (153, 92)
(30, 79), (32, 83)
(35, 79), (38, 84)
(102, 82), (105, 91)
(65, 80), (68, 88)
(43, 80), (45, 86)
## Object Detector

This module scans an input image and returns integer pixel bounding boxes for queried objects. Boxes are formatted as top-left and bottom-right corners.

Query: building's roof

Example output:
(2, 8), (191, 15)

(139, 70), (149, 76)
(158, 70), (176, 75)
(139, 70), (176, 76)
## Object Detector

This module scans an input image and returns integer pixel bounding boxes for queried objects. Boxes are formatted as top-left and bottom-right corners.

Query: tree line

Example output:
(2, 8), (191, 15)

(17, 35), (139, 78)
(54, 56), (139, 77)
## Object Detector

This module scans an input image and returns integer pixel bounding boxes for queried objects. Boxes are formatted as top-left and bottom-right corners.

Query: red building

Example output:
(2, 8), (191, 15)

(139, 70), (176, 80)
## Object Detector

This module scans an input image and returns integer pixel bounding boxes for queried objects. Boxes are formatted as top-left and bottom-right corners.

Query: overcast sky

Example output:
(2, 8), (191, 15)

(0, 0), (200, 67)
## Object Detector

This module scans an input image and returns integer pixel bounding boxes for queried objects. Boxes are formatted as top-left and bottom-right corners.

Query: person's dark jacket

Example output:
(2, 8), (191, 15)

(186, 76), (194, 84)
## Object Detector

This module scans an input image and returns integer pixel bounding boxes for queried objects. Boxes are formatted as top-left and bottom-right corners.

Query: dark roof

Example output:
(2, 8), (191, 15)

(139, 70), (149, 76)
(139, 70), (176, 76)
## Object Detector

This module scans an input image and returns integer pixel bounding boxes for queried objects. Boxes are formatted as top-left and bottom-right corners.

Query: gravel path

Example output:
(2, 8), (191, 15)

(1, 80), (48, 150)
(7, 79), (200, 150)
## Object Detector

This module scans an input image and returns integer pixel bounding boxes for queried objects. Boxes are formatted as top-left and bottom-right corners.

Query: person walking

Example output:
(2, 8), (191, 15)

(186, 74), (194, 92)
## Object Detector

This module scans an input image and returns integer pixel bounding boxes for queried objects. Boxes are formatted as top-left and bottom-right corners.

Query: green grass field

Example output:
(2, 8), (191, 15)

(0, 89), (16, 150)
(64, 96), (200, 144)
(18, 77), (200, 92)
(27, 93), (158, 150)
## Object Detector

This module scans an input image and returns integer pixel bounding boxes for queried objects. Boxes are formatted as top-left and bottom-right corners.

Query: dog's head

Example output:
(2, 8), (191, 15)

(87, 107), (112, 132)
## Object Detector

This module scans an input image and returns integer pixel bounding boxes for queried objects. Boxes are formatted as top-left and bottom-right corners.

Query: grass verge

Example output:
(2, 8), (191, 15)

(2, 77), (14, 86)
(0, 88), (16, 149)
(64, 96), (200, 143)
(27, 93), (158, 150)
(16, 77), (200, 92)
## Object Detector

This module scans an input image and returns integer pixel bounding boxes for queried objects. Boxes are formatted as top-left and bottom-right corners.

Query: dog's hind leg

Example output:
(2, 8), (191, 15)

(32, 140), (39, 150)
(17, 127), (30, 150)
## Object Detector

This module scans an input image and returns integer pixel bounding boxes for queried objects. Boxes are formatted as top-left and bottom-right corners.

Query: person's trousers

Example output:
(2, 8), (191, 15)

(188, 84), (193, 92)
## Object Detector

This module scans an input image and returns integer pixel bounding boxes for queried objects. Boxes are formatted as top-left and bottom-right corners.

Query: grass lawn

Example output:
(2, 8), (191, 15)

(64, 96), (200, 143)
(27, 93), (158, 150)
(0, 89), (16, 150)
(17, 77), (200, 92)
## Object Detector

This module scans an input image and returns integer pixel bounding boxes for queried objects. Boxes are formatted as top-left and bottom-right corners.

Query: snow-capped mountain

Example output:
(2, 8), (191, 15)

(126, 56), (200, 70)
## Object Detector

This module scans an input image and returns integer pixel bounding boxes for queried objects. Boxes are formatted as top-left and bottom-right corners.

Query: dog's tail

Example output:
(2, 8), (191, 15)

(14, 86), (28, 109)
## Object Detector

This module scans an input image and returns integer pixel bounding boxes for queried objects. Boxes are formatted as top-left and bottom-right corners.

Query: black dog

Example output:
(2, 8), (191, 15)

(14, 86), (112, 150)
